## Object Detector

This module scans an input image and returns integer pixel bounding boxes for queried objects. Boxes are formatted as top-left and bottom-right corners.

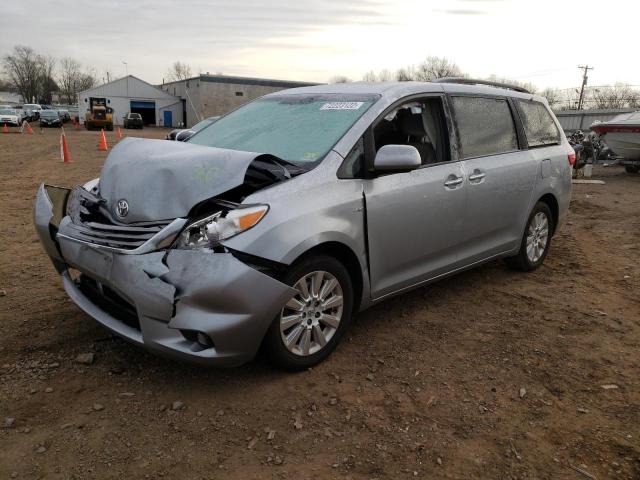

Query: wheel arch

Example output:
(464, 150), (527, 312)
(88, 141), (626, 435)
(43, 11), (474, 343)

(289, 241), (364, 313)
(538, 193), (559, 235)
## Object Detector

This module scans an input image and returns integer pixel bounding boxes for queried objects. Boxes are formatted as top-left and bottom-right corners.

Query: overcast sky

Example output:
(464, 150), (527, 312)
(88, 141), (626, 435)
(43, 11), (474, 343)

(3, 0), (638, 90)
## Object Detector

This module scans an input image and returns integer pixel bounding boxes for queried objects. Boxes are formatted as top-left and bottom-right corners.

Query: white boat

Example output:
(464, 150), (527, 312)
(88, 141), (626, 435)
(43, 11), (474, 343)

(591, 111), (640, 160)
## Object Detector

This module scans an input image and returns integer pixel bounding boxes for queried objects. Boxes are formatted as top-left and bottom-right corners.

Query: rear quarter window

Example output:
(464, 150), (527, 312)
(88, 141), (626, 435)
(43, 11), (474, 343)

(516, 100), (561, 147)
(451, 96), (518, 159)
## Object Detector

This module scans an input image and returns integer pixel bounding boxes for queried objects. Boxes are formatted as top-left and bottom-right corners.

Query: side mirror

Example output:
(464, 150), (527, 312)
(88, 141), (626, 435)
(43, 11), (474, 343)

(373, 145), (421, 172)
(176, 129), (195, 142)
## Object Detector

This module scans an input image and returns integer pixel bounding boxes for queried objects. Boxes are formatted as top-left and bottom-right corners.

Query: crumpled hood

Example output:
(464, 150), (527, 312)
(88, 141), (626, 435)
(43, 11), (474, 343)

(98, 138), (263, 223)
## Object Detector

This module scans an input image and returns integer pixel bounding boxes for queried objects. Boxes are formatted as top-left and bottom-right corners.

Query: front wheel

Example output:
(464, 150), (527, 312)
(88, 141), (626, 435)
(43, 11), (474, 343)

(625, 165), (639, 174)
(506, 202), (554, 272)
(264, 255), (353, 370)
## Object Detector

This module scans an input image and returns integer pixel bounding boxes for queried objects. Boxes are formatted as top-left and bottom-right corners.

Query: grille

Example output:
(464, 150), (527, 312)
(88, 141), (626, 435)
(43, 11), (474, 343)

(65, 219), (171, 250)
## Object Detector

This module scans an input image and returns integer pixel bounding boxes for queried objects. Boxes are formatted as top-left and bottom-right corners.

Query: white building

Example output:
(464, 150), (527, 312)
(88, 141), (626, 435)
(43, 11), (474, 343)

(78, 76), (182, 127)
(0, 91), (23, 105)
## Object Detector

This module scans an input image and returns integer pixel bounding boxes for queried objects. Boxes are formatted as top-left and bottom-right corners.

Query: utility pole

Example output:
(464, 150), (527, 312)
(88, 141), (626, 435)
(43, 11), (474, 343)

(577, 65), (593, 110)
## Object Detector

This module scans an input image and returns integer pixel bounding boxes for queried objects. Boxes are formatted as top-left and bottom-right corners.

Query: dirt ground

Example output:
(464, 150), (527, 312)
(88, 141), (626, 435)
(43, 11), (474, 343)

(0, 125), (639, 480)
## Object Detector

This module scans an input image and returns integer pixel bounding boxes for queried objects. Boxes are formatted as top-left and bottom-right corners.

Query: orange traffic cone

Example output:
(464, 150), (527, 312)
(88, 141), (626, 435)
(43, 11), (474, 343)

(60, 129), (72, 163)
(25, 122), (33, 135)
(116, 127), (123, 139)
(2, 123), (7, 133)
(98, 129), (108, 151)
(74, 120), (81, 130)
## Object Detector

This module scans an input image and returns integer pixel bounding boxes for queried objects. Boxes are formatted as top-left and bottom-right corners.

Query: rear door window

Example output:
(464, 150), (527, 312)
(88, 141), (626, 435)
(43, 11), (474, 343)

(516, 100), (560, 147)
(451, 96), (518, 159)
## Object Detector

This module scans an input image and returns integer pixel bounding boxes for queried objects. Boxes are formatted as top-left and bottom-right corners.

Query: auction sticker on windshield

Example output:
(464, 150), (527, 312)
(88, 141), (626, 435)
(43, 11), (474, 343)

(320, 102), (364, 110)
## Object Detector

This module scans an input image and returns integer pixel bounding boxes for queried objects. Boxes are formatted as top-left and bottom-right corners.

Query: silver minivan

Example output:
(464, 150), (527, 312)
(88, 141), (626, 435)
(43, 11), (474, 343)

(34, 79), (573, 369)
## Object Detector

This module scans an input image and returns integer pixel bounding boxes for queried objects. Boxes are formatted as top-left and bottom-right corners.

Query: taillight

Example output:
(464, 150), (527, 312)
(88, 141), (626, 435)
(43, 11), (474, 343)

(568, 151), (576, 166)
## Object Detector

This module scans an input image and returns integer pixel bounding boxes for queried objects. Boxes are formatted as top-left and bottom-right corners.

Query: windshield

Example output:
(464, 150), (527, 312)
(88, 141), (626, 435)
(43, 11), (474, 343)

(24, 104), (40, 109)
(41, 111), (58, 118)
(191, 117), (216, 132)
(188, 94), (378, 163)
(0, 109), (17, 115)
(130, 113), (141, 118)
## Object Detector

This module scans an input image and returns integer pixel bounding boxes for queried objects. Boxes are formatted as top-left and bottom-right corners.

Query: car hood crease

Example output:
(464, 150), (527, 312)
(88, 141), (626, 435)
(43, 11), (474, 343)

(98, 138), (269, 223)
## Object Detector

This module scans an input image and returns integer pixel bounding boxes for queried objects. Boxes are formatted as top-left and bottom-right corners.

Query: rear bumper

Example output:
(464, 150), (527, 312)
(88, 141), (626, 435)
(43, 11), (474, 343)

(34, 183), (296, 367)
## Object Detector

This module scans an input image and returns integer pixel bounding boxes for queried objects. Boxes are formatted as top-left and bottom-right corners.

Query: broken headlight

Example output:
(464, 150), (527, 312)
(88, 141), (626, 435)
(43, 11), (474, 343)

(175, 204), (269, 250)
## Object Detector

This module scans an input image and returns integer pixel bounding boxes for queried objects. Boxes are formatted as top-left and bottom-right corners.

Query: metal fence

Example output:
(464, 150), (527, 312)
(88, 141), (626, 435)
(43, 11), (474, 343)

(554, 108), (635, 133)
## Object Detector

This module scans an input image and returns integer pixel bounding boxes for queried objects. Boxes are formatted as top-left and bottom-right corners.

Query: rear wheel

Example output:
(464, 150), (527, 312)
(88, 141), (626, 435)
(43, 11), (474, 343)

(506, 202), (553, 272)
(264, 255), (353, 370)
(625, 165), (639, 174)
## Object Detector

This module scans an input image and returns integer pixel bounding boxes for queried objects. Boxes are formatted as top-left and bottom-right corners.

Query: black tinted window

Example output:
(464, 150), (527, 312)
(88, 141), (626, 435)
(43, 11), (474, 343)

(452, 96), (518, 159)
(517, 100), (560, 147)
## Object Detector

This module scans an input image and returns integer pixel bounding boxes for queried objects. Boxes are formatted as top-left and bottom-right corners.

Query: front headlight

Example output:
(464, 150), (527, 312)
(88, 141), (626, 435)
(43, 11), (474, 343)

(175, 204), (269, 250)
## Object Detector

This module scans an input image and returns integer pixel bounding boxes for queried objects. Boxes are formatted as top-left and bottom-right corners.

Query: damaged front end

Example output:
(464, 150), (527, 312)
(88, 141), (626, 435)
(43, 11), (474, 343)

(33, 139), (300, 366)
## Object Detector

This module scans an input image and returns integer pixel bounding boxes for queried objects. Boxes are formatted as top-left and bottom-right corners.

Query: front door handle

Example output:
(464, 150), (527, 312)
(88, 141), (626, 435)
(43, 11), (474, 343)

(444, 176), (464, 188)
(468, 172), (486, 182)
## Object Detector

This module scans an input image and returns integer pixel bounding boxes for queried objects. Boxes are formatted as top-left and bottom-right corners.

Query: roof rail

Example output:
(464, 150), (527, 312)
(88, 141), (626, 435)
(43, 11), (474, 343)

(433, 77), (532, 94)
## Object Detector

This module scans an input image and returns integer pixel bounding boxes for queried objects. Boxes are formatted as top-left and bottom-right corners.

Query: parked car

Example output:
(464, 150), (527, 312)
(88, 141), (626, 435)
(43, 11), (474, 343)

(57, 109), (71, 123)
(166, 116), (219, 141)
(123, 112), (143, 129)
(0, 108), (23, 126)
(22, 103), (42, 122)
(34, 80), (572, 370)
(38, 109), (62, 127)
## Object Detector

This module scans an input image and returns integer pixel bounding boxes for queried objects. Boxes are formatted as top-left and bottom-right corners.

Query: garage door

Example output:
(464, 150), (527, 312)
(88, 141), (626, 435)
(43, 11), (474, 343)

(130, 101), (155, 125)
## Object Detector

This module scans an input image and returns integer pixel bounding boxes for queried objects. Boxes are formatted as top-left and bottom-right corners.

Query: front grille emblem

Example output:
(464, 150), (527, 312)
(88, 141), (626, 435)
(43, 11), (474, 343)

(115, 199), (129, 218)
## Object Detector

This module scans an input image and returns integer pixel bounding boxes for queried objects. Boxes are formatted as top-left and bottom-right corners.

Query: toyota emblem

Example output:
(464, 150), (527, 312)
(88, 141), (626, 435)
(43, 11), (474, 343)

(115, 199), (129, 218)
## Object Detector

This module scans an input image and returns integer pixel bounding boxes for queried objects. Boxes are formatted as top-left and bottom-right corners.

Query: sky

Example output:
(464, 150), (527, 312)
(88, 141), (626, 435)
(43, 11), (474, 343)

(2, 0), (639, 91)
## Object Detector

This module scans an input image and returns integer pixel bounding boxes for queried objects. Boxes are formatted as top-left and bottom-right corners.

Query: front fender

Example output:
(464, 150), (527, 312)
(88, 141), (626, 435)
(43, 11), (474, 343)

(221, 179), (367, 267)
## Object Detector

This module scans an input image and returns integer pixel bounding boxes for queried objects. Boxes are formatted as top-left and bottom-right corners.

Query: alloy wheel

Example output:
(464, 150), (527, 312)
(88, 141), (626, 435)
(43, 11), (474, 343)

(279, 270), (344, 356)
(526, 211), (549, 263)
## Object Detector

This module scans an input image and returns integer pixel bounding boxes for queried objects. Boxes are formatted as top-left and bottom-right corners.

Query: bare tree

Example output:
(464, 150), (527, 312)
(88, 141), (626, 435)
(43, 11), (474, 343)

(2, 46), (42, 103)
(377, 69), (394, 82)
(362, 70), (378, 82)
(413, 56), (464, 81)
(540, 87), (562, 109)
(167, 61), (193, 82)
(361, 68), (395, 83)
(37, 54), (57, 103)
(58, 57), (81, 104)
(590, 83), (640, 109)
(0, 77), (15, 92)
(77, 72), (96, 92)
(395, 67), (415, 82)
(58, 58), (96, 104)
(329, 75), (351, 83)
(363, 56), (465, 83)
(486, 74), (537, 94)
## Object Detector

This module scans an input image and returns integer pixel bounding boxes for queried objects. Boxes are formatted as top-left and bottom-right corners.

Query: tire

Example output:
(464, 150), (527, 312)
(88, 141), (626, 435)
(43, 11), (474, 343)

(506, 202), (554, 272)
(625, 165), (639, 174)
(264, 255), (354, 370)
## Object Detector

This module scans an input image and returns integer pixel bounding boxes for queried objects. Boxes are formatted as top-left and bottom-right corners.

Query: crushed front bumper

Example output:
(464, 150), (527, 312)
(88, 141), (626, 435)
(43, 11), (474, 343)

(34, 184), (297, 366)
